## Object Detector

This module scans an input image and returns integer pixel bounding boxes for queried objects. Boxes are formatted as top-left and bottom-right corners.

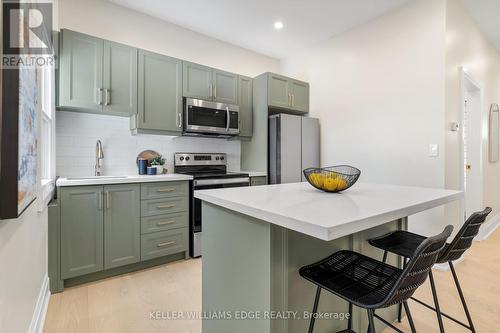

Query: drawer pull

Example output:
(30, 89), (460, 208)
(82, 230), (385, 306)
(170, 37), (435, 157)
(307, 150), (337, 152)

(157, 241), (175, 248)
(157, 188), (175, 193)
(156, 220), (175, 226)
(157, 204), (175, 209)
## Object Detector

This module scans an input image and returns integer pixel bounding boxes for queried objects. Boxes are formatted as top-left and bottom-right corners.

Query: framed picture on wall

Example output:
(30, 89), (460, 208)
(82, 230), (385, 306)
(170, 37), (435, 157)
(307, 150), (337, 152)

(0, 66), (39, 219)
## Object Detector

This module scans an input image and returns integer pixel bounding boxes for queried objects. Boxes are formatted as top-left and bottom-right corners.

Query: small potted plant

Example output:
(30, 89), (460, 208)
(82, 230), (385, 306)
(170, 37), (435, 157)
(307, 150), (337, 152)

(151, 155), (166, 175)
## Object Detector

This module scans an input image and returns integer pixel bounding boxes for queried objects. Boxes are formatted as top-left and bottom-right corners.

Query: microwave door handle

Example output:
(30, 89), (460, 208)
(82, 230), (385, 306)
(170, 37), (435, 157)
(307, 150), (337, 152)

(226, 107), (230, 132)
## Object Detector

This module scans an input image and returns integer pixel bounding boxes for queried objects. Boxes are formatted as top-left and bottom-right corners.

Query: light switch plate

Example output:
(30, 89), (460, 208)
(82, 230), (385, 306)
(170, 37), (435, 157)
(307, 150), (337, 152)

(429, 144), (439, 157)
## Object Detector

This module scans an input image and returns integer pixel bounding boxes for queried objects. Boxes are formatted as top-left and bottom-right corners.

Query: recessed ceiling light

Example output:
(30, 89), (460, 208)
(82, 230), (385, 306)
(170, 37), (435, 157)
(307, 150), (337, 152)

(274, 21), (284, 30)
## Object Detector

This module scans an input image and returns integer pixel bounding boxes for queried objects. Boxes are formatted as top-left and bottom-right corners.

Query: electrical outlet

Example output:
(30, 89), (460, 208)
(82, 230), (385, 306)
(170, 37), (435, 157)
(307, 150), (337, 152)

(429, 144), (439, 157)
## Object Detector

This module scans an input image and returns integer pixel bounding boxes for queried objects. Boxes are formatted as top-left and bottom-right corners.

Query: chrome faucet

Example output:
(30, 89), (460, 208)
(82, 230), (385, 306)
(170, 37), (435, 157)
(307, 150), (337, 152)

(95, 140), (104, 176)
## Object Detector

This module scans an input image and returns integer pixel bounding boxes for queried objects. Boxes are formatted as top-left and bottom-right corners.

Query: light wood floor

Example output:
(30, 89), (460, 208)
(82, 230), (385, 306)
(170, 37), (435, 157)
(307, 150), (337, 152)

(44, 229), (500, 333)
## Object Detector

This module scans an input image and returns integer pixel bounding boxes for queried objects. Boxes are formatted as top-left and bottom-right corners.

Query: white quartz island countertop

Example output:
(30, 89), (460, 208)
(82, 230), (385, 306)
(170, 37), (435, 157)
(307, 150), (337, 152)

(195, 182), (463, 241)
(56, 173), (193, 187)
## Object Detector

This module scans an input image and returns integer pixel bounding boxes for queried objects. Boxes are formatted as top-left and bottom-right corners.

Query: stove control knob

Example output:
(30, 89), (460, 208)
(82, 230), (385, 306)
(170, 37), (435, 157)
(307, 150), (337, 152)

(215, 157), (219, 160)
(220, 156), (224, 161)
(186, 156), (190, 161)
(180, 157), (184, 161)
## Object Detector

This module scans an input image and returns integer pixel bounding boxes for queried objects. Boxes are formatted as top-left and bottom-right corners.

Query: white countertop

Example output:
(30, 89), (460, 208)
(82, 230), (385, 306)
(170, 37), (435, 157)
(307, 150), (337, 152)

(235, 171), (267, 177)
(194, 182), (463, 241)
(56, 173), (193, 187)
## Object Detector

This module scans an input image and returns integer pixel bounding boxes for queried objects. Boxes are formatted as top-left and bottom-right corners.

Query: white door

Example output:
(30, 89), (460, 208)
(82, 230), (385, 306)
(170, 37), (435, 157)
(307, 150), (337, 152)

(463, 89), (482, 218)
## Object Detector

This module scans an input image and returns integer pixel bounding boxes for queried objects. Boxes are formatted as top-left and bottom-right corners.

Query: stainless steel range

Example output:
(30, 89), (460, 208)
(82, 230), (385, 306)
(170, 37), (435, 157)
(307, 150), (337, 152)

(174, 153), (250, 257)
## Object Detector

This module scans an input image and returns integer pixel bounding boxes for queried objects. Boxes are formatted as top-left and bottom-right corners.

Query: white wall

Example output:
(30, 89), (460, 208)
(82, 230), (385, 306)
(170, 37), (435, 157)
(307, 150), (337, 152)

(55, 0), (279, 176)
(56, 111), (241, 177)
(444, 0), (500, 225)
(57, 0), (279, 78)
(280, 0), (449, 235)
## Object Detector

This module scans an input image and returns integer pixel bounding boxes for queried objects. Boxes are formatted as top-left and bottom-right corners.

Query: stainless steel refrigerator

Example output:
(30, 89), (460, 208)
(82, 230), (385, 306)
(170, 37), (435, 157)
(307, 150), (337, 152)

(269, 114), (320, 184)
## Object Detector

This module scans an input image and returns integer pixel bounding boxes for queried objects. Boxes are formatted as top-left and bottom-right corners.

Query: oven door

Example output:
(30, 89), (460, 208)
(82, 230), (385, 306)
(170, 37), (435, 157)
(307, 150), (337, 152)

(193, 178), (250, 233)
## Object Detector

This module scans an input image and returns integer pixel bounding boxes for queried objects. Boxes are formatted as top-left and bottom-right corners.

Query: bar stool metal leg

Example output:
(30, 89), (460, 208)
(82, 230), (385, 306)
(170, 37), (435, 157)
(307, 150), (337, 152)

(429, 270), (445, 333)
(348, 302), (353, 331)
(367, 309), (376, 333)
(449, 261), (476, 333)
(397, 258), (408, 322)
(308, 286), (322, 333)
(403, 301), (417, 333)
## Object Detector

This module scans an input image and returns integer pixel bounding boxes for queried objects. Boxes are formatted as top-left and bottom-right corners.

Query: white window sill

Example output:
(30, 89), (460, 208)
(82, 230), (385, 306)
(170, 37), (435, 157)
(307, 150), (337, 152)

(39, 179), (55, 212)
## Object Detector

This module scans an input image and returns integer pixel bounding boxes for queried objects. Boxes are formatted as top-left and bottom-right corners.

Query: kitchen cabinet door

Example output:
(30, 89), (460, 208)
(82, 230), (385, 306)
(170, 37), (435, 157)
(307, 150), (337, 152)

(183, 61), (213, 100)
(238, 76), (253, 137)
(104, 184), (141, 269)
(103, 40), (138, 115)
(61, 186), (104, 279)
(213, 69), (238, 104)
(59, 29), (104, 112)
(137, 50), (183, 133)
(290, 79), (309, 113)
(268, 73), (291, 109)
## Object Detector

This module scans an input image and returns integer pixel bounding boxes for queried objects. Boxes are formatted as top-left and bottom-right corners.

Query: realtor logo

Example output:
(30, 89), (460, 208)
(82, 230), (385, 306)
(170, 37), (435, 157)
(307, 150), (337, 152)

(3, 1), (53, 55)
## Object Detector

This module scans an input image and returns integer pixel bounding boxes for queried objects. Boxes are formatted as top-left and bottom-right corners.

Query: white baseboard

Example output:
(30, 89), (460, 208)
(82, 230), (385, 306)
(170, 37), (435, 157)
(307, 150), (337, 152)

(29, 275), (51, 333)
(475, 213), (500, 242)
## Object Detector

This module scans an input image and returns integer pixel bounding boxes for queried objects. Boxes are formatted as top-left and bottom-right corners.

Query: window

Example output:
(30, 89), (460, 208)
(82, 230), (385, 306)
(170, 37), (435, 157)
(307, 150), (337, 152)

(39, 64), (55, 205)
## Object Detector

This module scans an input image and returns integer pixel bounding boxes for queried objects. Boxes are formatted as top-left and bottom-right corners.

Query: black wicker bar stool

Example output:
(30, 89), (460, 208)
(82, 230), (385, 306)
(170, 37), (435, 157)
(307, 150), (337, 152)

(368, 207), (491, 333)
(299, 225), (453, 333)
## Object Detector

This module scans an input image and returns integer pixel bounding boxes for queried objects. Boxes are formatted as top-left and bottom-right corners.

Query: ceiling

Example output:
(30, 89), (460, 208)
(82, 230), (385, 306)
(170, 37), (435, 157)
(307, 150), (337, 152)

(463, 0), (500, 52)
(108, 0), (410, 59)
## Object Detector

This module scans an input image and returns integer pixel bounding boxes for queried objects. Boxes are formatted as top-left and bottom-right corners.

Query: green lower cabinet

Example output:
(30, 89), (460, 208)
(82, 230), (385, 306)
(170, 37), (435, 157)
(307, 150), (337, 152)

(141, 228), (187, 261)
(104, 184), (141, 269)
(61, 186), (104, 279)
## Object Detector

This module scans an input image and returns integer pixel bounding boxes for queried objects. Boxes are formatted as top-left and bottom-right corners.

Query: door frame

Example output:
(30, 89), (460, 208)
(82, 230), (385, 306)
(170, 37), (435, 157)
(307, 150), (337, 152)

(459, 67), (484, 219)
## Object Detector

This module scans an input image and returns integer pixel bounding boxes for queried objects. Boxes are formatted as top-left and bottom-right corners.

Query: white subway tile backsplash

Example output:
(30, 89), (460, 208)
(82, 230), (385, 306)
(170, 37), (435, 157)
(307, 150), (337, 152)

(56, 111), (241, 177)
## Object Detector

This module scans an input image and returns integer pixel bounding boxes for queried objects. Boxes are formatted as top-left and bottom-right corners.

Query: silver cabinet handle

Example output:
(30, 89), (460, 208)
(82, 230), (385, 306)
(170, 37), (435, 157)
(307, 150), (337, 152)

(177, 112), (182, 128)
(214, 83), (217, 99)
(157, 188), (175, 193)
(209, 83), (213, 99)
(157, 204), (175, 209)
(98, 191), (103, 210)
(226, 106), (230, 131)
(97, 88), (103, 105)
(104, 89), (110, 106)
(106, 191), (110, 209)
(291, 94), (295, 107)
(157, 220), (175, 226)
(288, 93), (291, 106)
(157, 241), (175, 248)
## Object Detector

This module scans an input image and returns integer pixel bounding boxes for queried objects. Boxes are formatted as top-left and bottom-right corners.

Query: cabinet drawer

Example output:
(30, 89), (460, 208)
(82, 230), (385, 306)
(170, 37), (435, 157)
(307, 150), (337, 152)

(141, 181), (188, 200)
(250, 176), (267, 186)
(141, 228), (187, 261)
(141, 197), (187, 217)
(141, 212), (188, 234)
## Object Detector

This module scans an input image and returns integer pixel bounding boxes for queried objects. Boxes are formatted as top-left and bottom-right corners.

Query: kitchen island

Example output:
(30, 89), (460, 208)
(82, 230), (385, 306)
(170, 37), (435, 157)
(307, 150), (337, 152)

(195, 182), (462, 333)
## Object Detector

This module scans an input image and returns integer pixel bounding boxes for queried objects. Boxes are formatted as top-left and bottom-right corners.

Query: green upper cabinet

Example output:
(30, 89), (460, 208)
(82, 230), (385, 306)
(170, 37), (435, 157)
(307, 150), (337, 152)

(267, 73), (309, 114)
(133, 50), (183, 135)
(59, 29), (103, 112)
(268, 73), (290, 109)
(58, 29), (138, 116)
(104, 184), (141, 269)
(289, 79), (309, 113)
(182, 61), (239, 104)
(239, 76), (253, 137)
(213, 69), (238, 104)
(103, 40), (138, 115)
(182, 62), (213, 100)
(60, 186), (104, 279)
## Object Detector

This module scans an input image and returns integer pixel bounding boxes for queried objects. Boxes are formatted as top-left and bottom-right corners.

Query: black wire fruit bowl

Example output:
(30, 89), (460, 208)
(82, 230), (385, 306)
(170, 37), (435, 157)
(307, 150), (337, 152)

(303, 166), (361, 193)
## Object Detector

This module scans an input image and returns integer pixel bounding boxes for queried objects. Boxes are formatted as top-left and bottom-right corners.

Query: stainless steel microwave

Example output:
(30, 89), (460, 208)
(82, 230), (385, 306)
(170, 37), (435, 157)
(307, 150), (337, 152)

(184, 98), (240, 137)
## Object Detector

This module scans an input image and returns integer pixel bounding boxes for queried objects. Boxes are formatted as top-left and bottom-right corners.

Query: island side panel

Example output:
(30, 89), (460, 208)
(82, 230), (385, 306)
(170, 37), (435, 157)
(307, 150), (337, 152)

(202, 202), (272, 333)
(272, 219), (404, 333)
